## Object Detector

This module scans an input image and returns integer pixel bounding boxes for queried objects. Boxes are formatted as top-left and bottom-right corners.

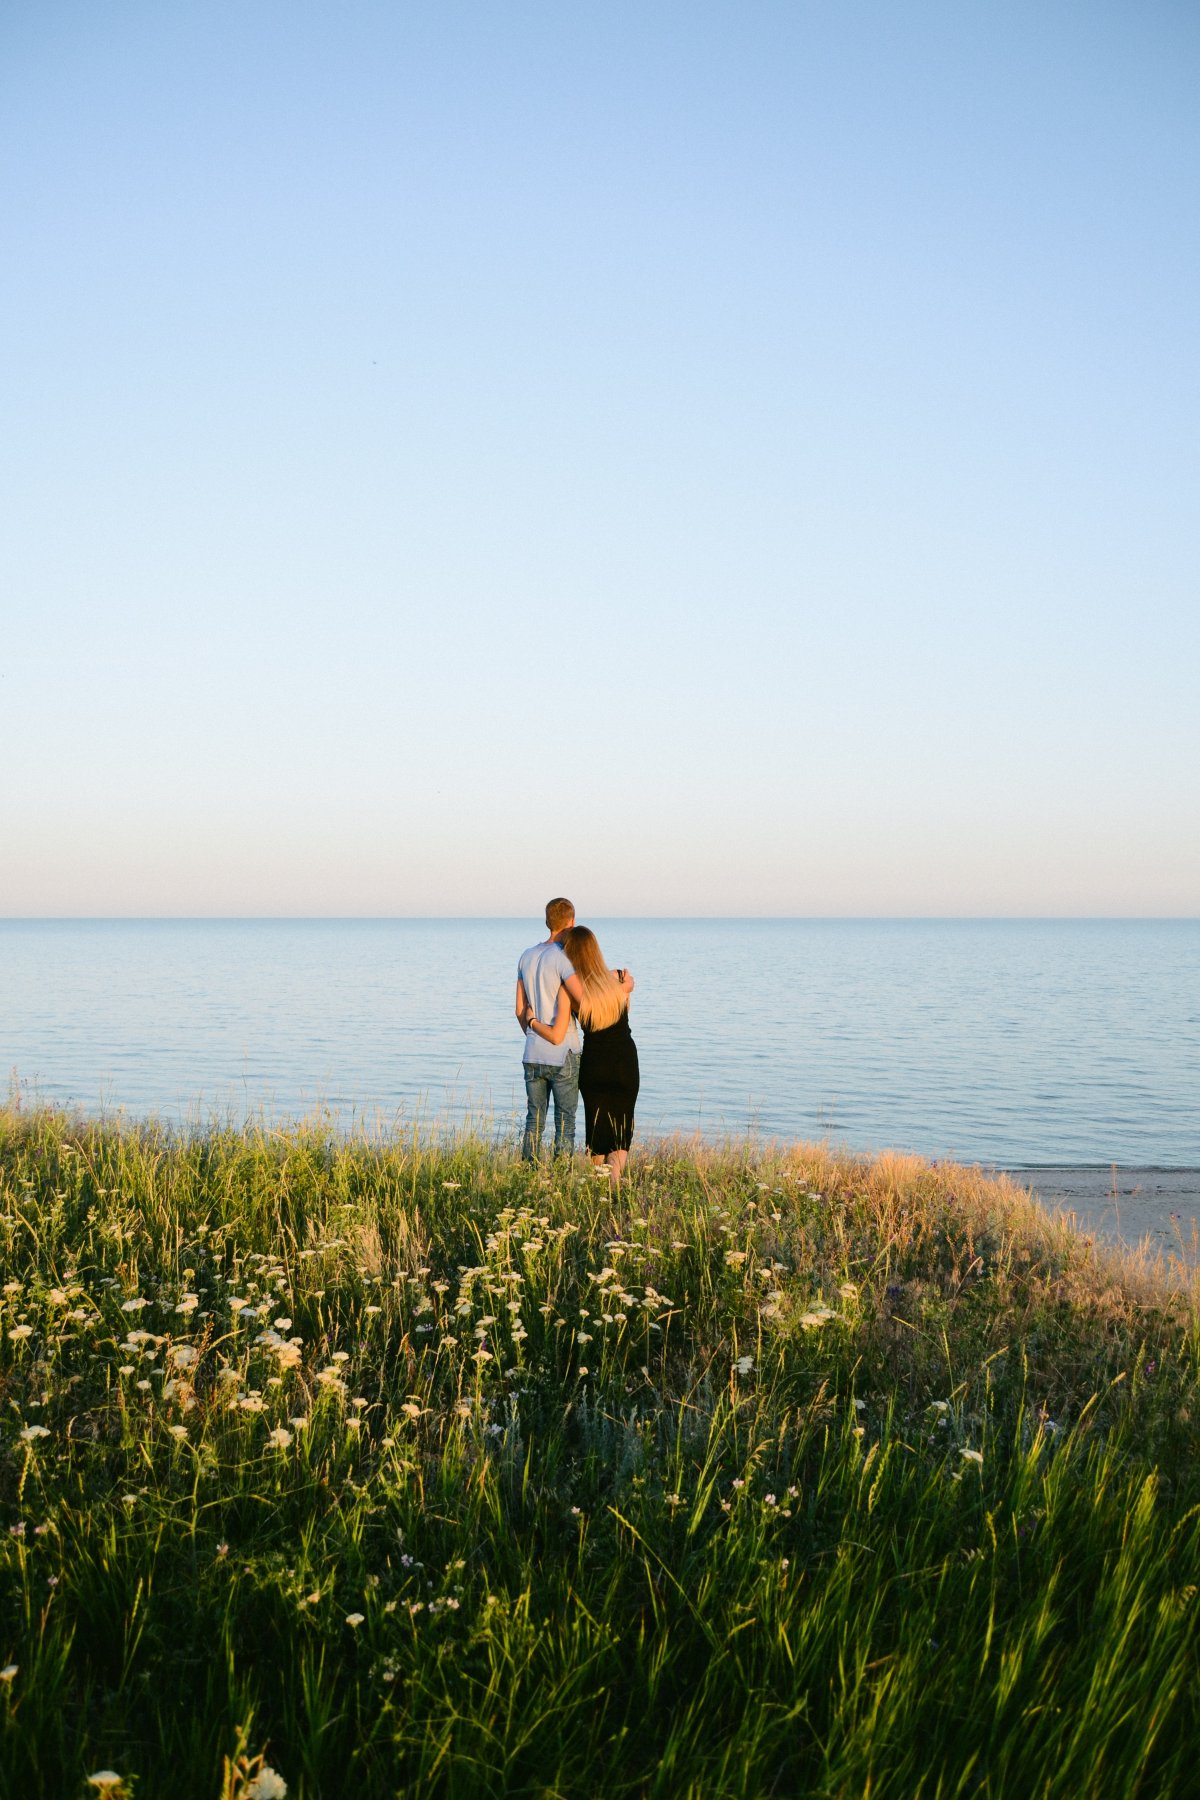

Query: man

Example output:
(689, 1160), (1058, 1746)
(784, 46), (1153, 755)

(516, 897), (584, 1160)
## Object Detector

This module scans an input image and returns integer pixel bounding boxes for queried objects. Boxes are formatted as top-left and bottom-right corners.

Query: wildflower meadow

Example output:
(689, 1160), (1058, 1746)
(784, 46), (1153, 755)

(1, 1106), (1198, 1797)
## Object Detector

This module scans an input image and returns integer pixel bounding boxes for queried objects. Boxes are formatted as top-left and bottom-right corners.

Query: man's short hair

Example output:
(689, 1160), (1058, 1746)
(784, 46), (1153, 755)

(545, 897), (575, 932)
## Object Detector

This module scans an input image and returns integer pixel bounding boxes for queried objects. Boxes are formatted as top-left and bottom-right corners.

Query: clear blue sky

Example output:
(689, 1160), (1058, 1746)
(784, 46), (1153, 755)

(3, 1), (1197, 916)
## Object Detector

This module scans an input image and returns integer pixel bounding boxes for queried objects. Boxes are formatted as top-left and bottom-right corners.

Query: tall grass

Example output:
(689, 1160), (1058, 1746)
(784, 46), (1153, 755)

(2, 1106), (1198, 1798)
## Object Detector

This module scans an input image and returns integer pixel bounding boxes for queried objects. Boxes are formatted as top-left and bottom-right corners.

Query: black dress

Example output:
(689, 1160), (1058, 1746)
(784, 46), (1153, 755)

(579, 1007), (640, 1154)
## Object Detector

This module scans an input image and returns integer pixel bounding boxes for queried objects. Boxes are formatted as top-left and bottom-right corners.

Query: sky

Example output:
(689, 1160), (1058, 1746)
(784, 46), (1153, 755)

(2, 1), (1197, 917)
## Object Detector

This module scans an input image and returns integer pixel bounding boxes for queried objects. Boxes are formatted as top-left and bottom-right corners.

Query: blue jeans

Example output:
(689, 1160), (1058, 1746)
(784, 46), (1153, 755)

(522, 1052), (580, 1160)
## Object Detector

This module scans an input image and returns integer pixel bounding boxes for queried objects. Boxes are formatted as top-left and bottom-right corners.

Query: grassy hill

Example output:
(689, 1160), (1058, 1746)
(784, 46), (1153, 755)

(2, 1107), (1198, 1798)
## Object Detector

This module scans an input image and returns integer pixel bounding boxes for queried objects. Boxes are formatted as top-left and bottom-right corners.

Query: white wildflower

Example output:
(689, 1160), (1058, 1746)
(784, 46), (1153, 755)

(246, 1767), (288, 1800)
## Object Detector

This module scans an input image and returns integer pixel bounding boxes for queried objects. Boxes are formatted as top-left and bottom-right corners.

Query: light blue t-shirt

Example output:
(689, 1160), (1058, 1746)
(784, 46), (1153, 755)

(518, 940), (581, 1065)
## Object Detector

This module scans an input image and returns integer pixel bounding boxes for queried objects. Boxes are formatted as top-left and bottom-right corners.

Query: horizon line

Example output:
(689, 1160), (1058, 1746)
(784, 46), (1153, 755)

(3, 914), (1198, 926)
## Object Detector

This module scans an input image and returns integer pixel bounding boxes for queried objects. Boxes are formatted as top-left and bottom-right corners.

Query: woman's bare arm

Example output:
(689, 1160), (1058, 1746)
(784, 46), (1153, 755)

(527, 987), (573, 1046)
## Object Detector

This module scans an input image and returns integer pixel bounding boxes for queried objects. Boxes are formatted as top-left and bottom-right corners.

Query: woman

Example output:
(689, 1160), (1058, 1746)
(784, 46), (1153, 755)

(526, 926), (639, 1181)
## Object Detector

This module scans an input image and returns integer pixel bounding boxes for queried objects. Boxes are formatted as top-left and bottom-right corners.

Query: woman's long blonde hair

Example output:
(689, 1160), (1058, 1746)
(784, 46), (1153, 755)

(561, 926), (626, 1031)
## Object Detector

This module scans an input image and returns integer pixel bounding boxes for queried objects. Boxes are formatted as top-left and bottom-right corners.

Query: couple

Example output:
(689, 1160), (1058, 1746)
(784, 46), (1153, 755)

(516, 897), (639, 1181)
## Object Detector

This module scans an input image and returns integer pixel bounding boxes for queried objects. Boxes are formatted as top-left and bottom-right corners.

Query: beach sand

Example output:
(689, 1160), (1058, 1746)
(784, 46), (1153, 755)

(1001, 1166), (1200, 1264)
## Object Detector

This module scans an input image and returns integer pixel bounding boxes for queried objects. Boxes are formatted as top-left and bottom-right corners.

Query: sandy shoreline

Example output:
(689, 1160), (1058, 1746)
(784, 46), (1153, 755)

(999, 1166), (1200, 1263)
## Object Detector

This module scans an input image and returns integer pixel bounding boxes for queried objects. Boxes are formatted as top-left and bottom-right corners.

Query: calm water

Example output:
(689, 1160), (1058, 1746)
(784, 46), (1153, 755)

(2, 919), (1198, 1168)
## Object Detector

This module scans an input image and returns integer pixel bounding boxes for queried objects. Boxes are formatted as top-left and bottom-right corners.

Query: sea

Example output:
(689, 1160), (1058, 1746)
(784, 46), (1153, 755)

(3, 918), (1198, 1252)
